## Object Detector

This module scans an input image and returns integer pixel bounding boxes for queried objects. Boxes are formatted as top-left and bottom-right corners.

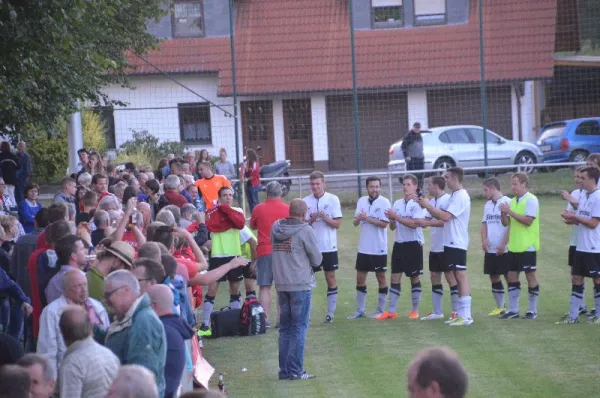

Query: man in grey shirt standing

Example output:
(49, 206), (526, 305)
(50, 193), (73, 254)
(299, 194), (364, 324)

(401, 122), (425, 189)
(214, 148), (236, 180)
(271, 199), (322, 381)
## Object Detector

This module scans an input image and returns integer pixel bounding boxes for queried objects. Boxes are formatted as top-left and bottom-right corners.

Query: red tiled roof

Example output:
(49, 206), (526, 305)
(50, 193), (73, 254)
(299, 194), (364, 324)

(129, 0), (557, 96)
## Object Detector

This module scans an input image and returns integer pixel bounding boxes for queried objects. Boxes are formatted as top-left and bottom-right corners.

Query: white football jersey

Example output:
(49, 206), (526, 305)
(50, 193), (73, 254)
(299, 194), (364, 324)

(392, 198), (424, 244)
(482, 196), (511, 253)
(303, 192), (343, 253)
(576, 189), (600, 253)
(424, 193), (450, 253)
(355, 195), (391, 255)
(567, 189), (584, 247)
(443, 189), (471, 251)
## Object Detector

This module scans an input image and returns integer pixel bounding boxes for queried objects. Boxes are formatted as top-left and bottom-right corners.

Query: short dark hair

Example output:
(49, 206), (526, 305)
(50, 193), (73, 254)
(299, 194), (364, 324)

(482, 177), (501, 191)
(152, 225), (175, 250)
(365, 176), (381, 188)
(45, 221), (72, 246)
(161, 254), (178, 278)
(24, 183), (39, 197)
(47, 202), (68, 223)
(77, 148), (88, 156)
(55, 235), (80, 266)
(0, 365), (30, 398)
(34, 208), (50, 229)
(218, 186), (233, 199)
(91, 173), (107, 185)
(430, 176), (446, 190)
(146, 179), (160, 195)
(447, 167), (464, 182)
(309, 171), (325, 181)
(581, 166), (600, 182)
(134, 258), (165, 283)
(403, 174), (418, 186)
(413, 122), (421, 128)
(414, 347), (468, 398)
(60, 177), (76, 189)
(16, 354), (54, 382)
(82, 190), (97, 207)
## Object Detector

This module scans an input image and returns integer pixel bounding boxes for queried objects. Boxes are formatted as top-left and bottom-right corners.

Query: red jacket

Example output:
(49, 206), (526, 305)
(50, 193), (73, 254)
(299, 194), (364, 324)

(206, 204), (245, 233)
(250, 198), (290, 257)
(27, 248), (47, 338)
(164, 190), (188, 208)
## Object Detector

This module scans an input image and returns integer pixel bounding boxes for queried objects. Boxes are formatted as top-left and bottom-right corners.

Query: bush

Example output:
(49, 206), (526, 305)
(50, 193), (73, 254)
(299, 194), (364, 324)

(117, 130), (186, 169)
(82, 110), (108, 153)
(24, 123), (69, 183)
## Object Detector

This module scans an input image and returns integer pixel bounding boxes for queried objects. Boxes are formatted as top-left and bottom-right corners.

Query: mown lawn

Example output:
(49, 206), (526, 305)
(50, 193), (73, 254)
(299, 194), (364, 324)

(203, 197), (600, 397)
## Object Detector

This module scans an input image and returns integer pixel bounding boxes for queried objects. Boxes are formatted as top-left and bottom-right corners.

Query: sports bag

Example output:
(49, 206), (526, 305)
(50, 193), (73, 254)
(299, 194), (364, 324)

(239, 298), (266, 336)
(209, 306), (241, 338)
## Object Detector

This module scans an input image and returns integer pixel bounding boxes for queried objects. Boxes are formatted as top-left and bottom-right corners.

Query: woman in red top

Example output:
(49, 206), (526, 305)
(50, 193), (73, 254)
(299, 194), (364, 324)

(243, 149), (261, 213)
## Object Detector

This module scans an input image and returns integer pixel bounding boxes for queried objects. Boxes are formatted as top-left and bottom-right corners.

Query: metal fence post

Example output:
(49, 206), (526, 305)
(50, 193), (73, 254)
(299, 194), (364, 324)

(388, 171), (393, 203)
(298, 176), (303, 198)
(348, 0), (362, 198)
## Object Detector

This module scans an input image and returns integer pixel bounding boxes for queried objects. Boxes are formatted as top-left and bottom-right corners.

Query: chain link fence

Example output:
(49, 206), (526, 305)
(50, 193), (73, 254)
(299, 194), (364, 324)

(87, 0), (599, 204)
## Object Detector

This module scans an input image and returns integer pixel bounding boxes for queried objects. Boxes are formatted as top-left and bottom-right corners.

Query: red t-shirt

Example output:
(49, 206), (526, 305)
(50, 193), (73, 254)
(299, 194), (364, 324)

(245, 162), (260, 187)
(122, 230), (139, 251)
(96, 191), (111, 204)
(164, 190), (188, 208)
(250, 198), (290, 257)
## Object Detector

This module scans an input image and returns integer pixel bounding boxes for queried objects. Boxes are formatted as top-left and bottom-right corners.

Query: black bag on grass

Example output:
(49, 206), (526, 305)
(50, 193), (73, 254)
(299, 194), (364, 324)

(209, 306), (241, 338)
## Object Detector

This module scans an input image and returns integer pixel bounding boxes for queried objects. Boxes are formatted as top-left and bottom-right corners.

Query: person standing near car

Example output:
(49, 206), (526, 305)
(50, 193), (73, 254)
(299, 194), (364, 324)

(401, 122), (425, 189)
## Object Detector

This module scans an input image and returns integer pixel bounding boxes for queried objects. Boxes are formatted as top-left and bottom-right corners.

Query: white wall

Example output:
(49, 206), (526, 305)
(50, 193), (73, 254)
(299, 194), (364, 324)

(272, 98), (286, 161)
(407, 89), (428, 129)
(101, 74), (237, 157)
(521, 81), (536, 143)
(511, 85), (520, 141)
(310, 95), (329, 162)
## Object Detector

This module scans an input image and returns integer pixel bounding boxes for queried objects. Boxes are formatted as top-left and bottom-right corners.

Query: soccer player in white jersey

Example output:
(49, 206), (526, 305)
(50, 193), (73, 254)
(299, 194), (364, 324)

(481, 177), (511, 316)
(418, 176), (457, 321)
(419, 167), (473, 326)
(560, 166), (600, 324)
(375, 174), (424, 320)
(348, 176), (391, 320)
(304, 171), (343, 323)
(561, 167), (591, 316)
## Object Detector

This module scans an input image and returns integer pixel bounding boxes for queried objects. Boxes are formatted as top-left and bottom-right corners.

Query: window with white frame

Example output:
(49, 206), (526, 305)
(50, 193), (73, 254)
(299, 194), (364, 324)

(172, 0), (204, 38)
(178, 103), (212, 144)
(372, 0), (403, 28)
(414, 0), (446, 26)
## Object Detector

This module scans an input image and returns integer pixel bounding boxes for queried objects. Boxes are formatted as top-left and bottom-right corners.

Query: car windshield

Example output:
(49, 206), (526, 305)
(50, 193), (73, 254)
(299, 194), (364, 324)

(539, 123), (566, 140)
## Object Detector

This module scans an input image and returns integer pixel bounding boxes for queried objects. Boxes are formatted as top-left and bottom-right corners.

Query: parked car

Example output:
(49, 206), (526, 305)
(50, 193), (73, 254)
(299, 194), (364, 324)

(536, 117), (600, 164)
(388, 125), (544, 175)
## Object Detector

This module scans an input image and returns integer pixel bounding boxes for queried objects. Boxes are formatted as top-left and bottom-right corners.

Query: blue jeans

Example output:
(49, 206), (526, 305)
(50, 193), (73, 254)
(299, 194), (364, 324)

(278, 290), (312, 378)
(0, 298), (24, 339)
(246, 184), (260, 213)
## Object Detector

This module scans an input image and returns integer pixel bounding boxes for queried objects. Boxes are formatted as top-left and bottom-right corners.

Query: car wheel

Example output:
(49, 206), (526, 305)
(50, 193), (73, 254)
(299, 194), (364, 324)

(433, 158), (455, 174)
(514, 151), (536, 174)
(570, 151), (588, 164)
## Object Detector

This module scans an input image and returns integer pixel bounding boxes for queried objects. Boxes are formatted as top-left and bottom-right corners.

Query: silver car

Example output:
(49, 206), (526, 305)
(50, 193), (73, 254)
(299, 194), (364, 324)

(388, 125), (544, 174)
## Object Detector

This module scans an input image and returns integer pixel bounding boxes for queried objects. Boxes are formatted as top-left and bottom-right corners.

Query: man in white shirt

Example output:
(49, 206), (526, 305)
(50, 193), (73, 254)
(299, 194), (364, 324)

(304, 171), (343, 323)
(417, 176), (456, 321)
(375, 174), (424, 321)
(561, 166), (600, 324)
(348, 176), (391, 320)
(561, 167), (592, 316)
(499, 172), (541, 320)
(481, 177), (511, 316)
(420, 167), (473, 326)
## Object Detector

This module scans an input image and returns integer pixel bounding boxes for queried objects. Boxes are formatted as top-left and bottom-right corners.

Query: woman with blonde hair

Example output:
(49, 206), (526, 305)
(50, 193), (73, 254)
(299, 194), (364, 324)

(586, 153), (600, 168)
(87, 152), (105, 176)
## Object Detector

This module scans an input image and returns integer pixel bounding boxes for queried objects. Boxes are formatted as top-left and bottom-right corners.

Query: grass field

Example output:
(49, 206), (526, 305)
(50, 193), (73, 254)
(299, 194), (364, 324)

(203, 196), (600, 397)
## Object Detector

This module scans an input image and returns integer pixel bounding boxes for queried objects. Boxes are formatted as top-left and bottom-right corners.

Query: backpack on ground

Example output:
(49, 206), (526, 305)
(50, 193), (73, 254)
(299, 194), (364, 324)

(239, 298), (266, 336)
(209, 306), (241, 338)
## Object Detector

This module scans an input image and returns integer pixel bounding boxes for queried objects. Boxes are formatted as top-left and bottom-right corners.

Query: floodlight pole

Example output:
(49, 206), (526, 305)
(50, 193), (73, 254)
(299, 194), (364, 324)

(349, 0), (362, 197)
(479, 0), (489, 174)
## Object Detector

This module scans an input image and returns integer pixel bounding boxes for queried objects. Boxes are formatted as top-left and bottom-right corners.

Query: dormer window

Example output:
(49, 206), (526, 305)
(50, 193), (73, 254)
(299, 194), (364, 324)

(173, 0), (204, 38)
(372, 0), (403, 29)
(414, 0), (447, 26)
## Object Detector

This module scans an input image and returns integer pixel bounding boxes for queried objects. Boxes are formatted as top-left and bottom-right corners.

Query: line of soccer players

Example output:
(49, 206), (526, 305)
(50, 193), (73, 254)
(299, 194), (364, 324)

(304, 161), (600, 326)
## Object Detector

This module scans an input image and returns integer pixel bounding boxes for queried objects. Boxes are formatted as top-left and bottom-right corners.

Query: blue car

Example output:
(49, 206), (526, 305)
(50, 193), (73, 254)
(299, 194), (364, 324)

(537, 117), (600, 164)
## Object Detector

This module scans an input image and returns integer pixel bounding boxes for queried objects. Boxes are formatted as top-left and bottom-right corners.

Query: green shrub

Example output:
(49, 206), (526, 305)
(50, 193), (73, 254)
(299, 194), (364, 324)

(82, 110), (108, 153)
(117, 130), (186, 170)
(24, 123), (69, 183)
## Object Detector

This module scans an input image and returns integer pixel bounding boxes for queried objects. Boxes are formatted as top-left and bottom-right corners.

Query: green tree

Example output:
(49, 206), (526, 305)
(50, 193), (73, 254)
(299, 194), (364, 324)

(0, 0), (167, 138)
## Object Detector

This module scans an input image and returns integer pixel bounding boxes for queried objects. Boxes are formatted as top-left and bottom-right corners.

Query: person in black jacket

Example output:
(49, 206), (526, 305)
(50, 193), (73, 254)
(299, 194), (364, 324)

(0, 142), (20, 203)
(400, 122), (425, 189)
